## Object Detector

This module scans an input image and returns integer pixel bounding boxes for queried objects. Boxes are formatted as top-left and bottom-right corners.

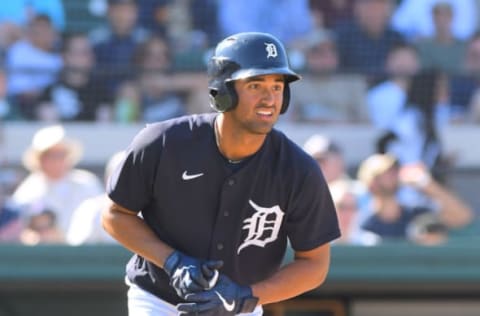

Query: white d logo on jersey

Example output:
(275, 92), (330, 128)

(265, 42), (278, 59)
(237, 200), (284, 254)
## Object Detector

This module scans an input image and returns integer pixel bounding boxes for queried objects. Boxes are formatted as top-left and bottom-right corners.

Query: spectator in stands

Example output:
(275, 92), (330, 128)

(89, 0), (149, 97)
(36, 33), (110, 122)
(415, 2), (466, 74)
(303, 134), (351, 184)
(0, 185), (22, 243)
(377, 69), (451, 183)
(392, 0), (477, 42)
(329, 179), (380, 245)
(0, 0), (65, 32)
(309, 0), (354, 29)
(5, 14), (62, 118)
(450, 32), (480, 122)
(289, 29), (369, 123)
(357, 153), (473, 241)
(20, 208), (64, 245)
(137, 0), (172, 36)
(334, 0), (405, 76)
(217, 0), (313, 46)
(367, 43), (420, 129)
(0, 0), (65, 53)
(303, 134), (368, 220)
(12, 125), (103, 236)
(133, 35), (210, 121)
(66, 151), (125, 245)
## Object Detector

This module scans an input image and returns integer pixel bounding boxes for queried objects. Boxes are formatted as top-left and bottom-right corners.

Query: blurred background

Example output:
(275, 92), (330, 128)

(0, 0), (480, 315)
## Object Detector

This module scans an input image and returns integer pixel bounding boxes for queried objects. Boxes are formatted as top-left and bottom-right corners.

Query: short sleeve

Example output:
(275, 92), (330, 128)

(107, 124), (163, 212)
(285, 164), (341, 251)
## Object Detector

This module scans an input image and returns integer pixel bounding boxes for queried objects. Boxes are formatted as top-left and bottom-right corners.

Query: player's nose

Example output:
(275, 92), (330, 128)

(260, 88), (275, 105)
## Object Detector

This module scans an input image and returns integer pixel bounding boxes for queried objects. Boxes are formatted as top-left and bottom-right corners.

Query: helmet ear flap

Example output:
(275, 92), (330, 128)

(208, 58), (239, 112)
(209, 82), (237, 112)
(280, 84), (291, 114)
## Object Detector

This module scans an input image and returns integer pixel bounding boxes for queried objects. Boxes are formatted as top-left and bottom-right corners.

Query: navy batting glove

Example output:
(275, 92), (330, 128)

(164, 250), (223, 298)
(177, 274), (259, 315)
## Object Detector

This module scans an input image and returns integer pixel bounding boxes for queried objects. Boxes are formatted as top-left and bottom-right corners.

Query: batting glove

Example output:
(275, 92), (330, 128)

(177, 274), (259, 315)
(164, 250), (223, 298)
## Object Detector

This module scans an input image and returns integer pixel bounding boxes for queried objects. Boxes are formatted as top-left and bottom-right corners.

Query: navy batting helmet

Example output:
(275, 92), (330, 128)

(207, 32), (301, 113)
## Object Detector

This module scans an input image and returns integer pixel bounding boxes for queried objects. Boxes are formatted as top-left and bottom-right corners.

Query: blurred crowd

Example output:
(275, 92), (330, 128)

(2, 0), (480, 124)
(0, 0), (479, 247)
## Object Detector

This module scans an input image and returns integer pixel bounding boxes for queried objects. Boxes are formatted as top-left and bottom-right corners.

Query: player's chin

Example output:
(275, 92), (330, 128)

(249, 121), (276, 135)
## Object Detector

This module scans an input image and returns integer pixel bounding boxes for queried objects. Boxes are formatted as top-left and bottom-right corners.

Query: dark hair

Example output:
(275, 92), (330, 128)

(29, 13), (53, 26)
(407, 69), (448, 180)
(406, 69), (445, 137)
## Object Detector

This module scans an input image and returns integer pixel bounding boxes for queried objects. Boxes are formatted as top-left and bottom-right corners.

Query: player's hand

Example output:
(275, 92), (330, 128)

(177, 274), (259, 315)
(163, 250), (223, 298)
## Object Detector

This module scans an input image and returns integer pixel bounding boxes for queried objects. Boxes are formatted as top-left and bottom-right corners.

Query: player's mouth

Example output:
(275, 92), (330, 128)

(256, 109), (273, 117)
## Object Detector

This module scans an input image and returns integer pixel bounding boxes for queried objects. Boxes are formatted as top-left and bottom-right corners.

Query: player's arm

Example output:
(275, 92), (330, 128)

(251, 242), (331, 305)
(102, 200), (174, 268)
(102, 200), (222, 296)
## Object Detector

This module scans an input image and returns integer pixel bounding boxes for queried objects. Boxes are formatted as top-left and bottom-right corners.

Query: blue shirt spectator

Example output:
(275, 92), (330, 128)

(5, 14), (62, 115)
(217, 0), (313, 46)
(0, 0), (65, 31)
(367, 44), (420, 129)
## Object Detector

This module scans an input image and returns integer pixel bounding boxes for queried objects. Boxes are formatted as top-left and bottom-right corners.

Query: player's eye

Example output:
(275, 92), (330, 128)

(272, 84), (283, 92)
(248, 83), (260, 90)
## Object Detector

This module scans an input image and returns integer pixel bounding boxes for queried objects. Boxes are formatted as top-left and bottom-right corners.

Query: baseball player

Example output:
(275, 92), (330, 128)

(102, 32), (340, 315)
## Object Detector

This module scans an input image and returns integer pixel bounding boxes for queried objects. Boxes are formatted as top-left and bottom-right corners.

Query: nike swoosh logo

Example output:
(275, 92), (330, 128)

(182, 171), (204, 180)
(215, 291), (235, 312)
(206, 270), (219, 290)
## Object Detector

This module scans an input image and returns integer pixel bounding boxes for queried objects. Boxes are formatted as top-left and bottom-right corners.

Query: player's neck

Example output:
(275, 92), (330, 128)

(214, 115), (266, 162)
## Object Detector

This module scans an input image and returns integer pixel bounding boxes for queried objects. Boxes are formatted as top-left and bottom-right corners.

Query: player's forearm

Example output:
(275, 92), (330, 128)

(250, 243), (331, 306)
(102, 202), (173, 268)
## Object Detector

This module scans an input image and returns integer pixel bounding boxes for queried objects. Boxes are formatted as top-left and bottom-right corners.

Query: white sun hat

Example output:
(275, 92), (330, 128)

(22, 125), (83, 171)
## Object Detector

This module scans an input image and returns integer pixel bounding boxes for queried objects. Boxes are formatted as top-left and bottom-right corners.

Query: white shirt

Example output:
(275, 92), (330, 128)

(66, 194), (116, 245)
(12, 169), (103, 234)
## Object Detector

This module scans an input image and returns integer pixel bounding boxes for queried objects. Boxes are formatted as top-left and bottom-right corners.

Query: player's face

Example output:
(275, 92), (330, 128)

(231, 74), (285, 135)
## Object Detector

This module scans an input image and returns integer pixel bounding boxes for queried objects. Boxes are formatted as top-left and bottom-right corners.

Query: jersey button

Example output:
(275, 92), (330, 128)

(223, 211), (229, 217)
(217, 243), (224, 250)
(227, 179), (235, 186)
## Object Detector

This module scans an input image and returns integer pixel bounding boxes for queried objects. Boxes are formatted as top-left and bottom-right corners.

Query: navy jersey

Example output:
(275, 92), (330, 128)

(108, 113), (340, 304)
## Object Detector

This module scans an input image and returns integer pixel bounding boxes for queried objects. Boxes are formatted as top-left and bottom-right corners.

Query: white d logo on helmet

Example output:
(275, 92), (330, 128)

(265, 42), (278, 59)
